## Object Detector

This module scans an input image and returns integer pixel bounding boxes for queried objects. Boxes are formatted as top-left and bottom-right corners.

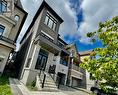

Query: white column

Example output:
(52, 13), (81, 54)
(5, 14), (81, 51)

(29, 44), (41, 69)
(21, 44), (41, 85)
(55, 56), (60, 74)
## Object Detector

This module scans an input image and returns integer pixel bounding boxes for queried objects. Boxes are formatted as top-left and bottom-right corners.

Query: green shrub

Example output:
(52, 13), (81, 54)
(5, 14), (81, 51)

(31, 80), (36, 87)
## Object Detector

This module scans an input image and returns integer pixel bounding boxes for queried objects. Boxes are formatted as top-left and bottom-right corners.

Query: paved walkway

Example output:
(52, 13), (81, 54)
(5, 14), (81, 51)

(9, 78), (90, 95)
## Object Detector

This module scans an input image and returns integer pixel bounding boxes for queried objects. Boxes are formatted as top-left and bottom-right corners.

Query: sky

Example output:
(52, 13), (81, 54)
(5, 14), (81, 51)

(17, 0), (118, 52)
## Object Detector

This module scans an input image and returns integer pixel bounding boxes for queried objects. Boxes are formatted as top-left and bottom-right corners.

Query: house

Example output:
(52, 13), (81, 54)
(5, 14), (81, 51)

(0, 0), (27, 74)
(66, 43), (86, 88)
(17, 1), (70, 86)
(79, 50), (96, 90)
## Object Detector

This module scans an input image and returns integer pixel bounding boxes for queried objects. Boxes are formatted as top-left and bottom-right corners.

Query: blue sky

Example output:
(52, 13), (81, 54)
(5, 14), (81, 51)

(19, 0), (118, 52)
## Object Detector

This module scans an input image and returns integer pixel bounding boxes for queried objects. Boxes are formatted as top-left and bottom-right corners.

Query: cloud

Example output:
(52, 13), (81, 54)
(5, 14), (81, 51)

(17, 0), (79, 45)
(78, 0), (118, 44)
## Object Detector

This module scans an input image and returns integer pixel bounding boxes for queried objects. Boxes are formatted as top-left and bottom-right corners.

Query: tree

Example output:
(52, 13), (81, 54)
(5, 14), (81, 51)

(80, 16), (118, 93)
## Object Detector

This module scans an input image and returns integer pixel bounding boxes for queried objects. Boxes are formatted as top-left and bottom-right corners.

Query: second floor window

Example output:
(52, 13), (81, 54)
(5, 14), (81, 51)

(0, 0), (7, 13)
(0, 25), (5, 35)
(44, 13), (57, 31)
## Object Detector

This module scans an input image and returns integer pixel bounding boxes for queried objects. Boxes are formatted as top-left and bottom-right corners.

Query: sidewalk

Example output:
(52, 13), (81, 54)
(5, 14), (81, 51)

(9, 78), (67, 95)
(9, 78), (90, 95)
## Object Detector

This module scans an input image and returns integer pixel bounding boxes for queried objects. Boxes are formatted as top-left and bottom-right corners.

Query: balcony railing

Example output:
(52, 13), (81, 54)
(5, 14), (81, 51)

(39, 32), (68, 50)
(0, 35), (15, 45)
(39, 32), (54, 42)
(72, 64), (85, 73)
(72, 64), (80, 71)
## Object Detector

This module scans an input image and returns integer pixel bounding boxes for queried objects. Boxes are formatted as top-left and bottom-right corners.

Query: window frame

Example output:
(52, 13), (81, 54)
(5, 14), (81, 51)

(44, 12), (57, 31)
(0, 0), (7, 13)
(0, 24), (5, 35)
(14, 15), (20, 21)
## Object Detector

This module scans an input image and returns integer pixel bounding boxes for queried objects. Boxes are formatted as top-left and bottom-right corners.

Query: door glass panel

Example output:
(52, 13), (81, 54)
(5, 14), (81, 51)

(41, 56), (47, 71)
(35, 55), (42, 69)
(35, 49), (48, 70)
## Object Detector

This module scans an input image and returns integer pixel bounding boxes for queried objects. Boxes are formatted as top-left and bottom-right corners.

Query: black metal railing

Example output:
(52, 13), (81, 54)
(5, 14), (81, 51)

(39, 70), (46, 88)
(37, 32), (69, 52)
(49, 73), (60, 88)
(39, 32), (54, 42)
(39, 68), (60, 89)
(0, 35), (15, 45)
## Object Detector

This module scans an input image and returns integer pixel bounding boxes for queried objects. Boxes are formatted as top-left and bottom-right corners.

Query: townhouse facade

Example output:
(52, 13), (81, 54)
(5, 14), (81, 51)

(0, 0), (27, 74)
(66, 44), (86, 88)
(79, 51), (96, 90)
(16, 1), (70, 85)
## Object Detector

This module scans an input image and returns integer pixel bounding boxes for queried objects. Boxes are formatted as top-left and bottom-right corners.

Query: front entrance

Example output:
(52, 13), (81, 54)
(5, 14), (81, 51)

(58, 72), (66, 85)
(35, 49), (48, 71)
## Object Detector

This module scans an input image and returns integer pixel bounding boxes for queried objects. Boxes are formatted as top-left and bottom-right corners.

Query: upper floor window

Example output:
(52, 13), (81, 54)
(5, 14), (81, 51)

(0, 0), (7, 13)
(0, 25), (5, 35)
(14, 15), (20, 21)
(44, 13), (57, 31)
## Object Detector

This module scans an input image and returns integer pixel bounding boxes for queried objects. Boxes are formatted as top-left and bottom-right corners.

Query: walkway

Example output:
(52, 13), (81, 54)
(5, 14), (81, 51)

(9, 78), (90, 95)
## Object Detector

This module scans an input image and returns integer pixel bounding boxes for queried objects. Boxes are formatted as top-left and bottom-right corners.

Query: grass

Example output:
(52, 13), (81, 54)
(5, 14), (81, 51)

(0, 75), (12, 95)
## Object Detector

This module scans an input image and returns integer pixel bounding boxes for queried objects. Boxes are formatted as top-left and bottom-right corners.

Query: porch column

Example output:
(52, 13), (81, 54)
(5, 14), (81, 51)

(21, 44), (41, 85)
(29, 44), (41, 69)
(55, 55), (61, 74)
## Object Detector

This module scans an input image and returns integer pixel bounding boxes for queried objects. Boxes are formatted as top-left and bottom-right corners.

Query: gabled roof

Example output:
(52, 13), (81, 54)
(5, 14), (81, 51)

(20, 1), (63, 43)
(66, 43), (79, 56)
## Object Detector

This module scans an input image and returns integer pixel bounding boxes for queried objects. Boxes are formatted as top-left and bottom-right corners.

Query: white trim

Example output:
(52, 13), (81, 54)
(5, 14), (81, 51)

(41, 30), (54, 40)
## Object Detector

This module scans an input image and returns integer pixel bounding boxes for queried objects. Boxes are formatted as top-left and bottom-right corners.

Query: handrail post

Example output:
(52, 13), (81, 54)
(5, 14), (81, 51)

(42, 74), (46, 88)
(58, 77), (60, 89)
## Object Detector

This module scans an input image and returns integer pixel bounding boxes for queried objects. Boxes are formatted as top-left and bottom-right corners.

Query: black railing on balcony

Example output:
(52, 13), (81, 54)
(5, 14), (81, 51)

(39, 32), (54, 42)
(0, 35), (15, 45)
(38, 32), (67, 49)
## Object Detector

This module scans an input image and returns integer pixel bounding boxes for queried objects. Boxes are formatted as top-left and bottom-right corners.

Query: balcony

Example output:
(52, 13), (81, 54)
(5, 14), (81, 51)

(0, 35), (14, 45)
(35, 31), (69, 55)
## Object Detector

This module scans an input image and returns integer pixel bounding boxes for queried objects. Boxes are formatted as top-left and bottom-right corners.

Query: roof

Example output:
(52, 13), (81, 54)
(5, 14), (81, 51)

(79, 50), (91, 56)
(20, 1), (64, 43)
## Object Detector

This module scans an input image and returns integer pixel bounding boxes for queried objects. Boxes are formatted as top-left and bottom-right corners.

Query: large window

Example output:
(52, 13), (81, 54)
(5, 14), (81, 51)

(44, 13), (57, 31)
(0, 25), (5, 35)
(0, 0), (7, 13)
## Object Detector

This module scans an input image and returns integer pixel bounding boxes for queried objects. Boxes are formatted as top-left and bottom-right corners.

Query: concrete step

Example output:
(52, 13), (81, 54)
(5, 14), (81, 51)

(44, 84), (57, 88)
(44, 82), (57, 85)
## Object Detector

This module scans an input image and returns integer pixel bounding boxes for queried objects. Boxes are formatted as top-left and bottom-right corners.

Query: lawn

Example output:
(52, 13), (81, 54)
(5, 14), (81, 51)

(0, 75), (12, 95)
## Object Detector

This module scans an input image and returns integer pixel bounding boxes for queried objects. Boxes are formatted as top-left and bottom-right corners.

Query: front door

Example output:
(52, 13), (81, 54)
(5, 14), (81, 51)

(35, 49), (48, 71)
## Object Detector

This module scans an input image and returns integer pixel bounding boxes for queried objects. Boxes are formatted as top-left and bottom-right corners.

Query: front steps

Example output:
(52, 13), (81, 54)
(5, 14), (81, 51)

(36, 71), (59, 92)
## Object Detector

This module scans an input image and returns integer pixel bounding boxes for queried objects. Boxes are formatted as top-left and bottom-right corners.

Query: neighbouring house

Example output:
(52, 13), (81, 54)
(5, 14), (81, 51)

(79, 50), (96, 90)
(0, 0), (27, 74)
(16, 1), (70, 87)
(66, 43), (86, 88)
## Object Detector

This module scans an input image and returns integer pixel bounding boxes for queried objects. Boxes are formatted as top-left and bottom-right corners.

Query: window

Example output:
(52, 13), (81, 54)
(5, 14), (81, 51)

(44, 13), (57, 31)
(0, 25), (5, 35)
(0, 0), (7, 13)
(14, 15), (20, 21)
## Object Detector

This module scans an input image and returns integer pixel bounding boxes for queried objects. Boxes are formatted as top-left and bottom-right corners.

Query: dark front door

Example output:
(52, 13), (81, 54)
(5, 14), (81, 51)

(35, 49), (48, 71)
